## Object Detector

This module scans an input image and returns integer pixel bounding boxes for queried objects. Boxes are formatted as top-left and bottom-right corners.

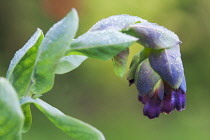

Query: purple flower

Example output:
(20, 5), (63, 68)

(138, 82), (186, 119)
(126, 22), (186, 119)
(89, 14), (187, 119)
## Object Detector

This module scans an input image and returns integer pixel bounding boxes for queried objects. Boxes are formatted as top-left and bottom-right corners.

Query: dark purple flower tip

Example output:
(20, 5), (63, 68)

(160, 93), (174, 114)
(142, 91), (161, 119)
(138, 82), (186, 119)
(160, 82), (186, 113)
(160, 82), (174, 114)
(172, 89), (186, 111)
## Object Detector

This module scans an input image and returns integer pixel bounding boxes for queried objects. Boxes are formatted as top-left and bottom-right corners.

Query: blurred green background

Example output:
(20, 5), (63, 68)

(0, 0), (210, 140)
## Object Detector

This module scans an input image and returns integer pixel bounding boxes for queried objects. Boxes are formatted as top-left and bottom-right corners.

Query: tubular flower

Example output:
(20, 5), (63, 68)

(127, 22), (186, 119)
(87, 14), (186, 119)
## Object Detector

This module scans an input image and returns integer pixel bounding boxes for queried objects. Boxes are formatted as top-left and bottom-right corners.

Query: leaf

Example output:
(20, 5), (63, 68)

(112, 48), (129, 78)
(55, 55), (87, 74)
(21, 104), (32, 133)
(126, 52), (141, 85)
(149, 45), (184, 88)
(89, 14), (147, 31)
(31, 9), (79, 95)
(6, 29), (44, 98)
(0, 78), (24, 140)
(129, 22), (181, 49)
(20, 97), (105, 140)
(126, 48), (150, 85)
(68, 31), (138, 60)
(135, 59), (161, 96)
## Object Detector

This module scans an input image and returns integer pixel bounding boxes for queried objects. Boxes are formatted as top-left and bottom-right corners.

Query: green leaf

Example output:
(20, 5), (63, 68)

(112, 48), (129, 78)
(68, 31), (138, 60)
(126, 51), (141, 85)
(21, 104), (32, 133)
(55, 55), (87, 74)
(20, 97), (105, 140)
(0, 78), (24, 140)
(31, 9), (79, 95)
(6, 29), (44, 98)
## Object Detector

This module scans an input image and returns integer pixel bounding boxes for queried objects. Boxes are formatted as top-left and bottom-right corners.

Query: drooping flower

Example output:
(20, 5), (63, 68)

(127, 22), (186, 119)
(87, 14), (186, 119)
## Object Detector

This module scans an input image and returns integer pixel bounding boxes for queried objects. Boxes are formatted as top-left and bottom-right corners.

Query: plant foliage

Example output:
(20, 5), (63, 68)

(0, 8), (185, 139)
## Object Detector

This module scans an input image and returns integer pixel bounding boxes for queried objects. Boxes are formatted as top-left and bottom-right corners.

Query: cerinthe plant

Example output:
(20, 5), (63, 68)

(0, 9), (186, 139)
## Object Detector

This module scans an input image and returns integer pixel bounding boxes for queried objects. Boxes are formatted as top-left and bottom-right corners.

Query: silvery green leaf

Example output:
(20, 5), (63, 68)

(55, 55), (87, 74)
(69, 31), (138, 60)
(0, 78), (24, 140)
(21, 104), (32, 133)
(6, 29), (44, 98)
(89, 15), (147, 32)
(20, 97), (105, 140)
(31, 9), (78, 95)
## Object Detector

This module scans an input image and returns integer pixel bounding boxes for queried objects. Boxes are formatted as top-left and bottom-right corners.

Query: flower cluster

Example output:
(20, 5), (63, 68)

(88, 14), (186, 119)
(127, 22), (186, 119)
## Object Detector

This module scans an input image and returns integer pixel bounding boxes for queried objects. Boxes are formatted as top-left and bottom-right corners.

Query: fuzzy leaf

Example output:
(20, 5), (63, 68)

(89, 14), (147, 31)
(149, 46), (184, 88)
(31, 9), (79, 95)
(0, 78), (24, 140)
(126, 52), (141, 85)
(6, 29), (44, 98)
(21, 104), (32, 133)
(55, 55), (87, 74)
(112, 48), (129, 78)
(69, 31), (138, 60)
(20, 97), (105, 140)
(135, 59), (161, 96)
(129, 22), (181, 49)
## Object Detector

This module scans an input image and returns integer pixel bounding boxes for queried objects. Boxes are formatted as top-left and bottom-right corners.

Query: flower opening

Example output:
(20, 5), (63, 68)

(138, 82), (186, 119)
